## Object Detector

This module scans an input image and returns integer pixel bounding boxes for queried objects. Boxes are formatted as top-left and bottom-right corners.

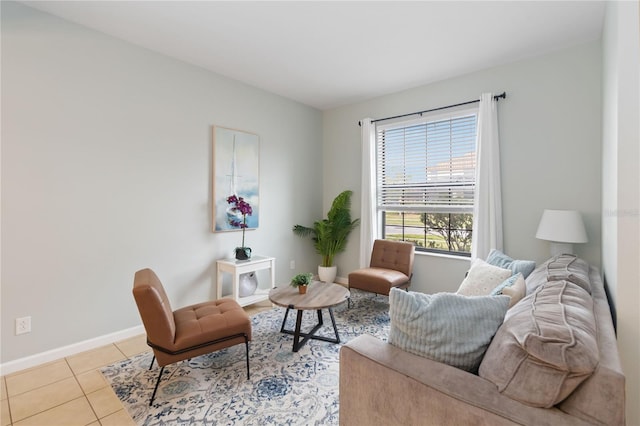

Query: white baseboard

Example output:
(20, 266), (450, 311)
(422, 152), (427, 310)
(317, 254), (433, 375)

(0, 325), (145, 376)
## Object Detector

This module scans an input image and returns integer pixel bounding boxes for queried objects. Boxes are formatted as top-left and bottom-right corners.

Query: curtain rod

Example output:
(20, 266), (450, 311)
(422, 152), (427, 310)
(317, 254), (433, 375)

(359, 92), (506, 126)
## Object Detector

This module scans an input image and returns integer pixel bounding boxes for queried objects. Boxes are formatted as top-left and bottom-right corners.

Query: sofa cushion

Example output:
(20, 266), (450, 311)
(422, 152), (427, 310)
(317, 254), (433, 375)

(546, 254), (591, 294)
(525, 255), (592, 296)
(478, 280), (599, 408)
(491, 273), (526, 308)
(456, 258), (513, 296)
(486, 249), (536, 278)
(389, 288), (509, 373)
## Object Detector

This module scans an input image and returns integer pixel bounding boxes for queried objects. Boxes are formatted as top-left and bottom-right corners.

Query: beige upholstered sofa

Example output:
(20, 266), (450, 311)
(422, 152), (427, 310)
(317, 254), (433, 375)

(339, 256), (625, 425)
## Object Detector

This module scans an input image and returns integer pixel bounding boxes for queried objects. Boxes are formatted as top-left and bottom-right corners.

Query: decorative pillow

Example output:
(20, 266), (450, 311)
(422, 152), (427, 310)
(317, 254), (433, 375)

(479, 280), (599, 408)
(389, 288), (509, 373)
(491, 273), (521, 295)
(457, 258), (512, 296)
(491, 273), (526, 308)
(546, 254), (591, 294)
(502, 277), (526, 309)
(486, 249), (536, 278)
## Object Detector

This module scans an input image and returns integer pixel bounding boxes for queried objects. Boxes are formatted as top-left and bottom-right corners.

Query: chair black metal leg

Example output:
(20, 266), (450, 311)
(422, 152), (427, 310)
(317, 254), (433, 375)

(149, 355), (155, 370)
(149, 366), (165, 406)
(244, 335), (250, 380)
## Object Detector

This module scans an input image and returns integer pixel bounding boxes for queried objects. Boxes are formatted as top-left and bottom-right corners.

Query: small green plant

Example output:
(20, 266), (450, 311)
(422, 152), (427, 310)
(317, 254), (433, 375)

(290, 272), (313, 288)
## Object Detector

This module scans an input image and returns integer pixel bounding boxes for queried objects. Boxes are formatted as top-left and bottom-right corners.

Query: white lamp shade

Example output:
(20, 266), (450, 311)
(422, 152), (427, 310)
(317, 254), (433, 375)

(535, 209), (588, 243)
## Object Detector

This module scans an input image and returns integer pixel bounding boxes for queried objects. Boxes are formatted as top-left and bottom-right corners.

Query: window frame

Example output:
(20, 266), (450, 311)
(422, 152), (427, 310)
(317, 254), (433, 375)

(375, 106), (478, 257)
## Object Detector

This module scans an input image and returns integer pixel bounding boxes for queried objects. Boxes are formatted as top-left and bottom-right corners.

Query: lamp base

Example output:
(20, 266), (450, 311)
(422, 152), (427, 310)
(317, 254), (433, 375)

(549, 242), (574, 256)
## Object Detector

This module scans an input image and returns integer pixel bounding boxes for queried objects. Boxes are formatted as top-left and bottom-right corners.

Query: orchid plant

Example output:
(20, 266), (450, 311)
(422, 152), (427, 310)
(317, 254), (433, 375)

(227, 195), (253, 257)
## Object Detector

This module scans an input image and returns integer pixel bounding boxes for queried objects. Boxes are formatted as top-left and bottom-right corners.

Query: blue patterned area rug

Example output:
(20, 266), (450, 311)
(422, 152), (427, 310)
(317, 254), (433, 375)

(101, 290), (390, 425)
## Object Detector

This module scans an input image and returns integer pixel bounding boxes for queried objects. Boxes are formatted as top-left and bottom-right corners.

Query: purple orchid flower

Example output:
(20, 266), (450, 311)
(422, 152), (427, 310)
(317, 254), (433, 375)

(227, 194), (253, 247)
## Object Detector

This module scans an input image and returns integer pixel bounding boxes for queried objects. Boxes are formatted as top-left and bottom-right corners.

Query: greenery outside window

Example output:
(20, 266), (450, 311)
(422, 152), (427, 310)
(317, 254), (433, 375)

(376, 108), (478, 256)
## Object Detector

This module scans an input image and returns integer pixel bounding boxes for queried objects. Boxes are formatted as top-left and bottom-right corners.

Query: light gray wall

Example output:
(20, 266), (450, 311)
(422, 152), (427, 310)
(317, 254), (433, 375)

(324, 41), (603, 294)
(601, 2), (640, 424)
(1, 2), (323, 363)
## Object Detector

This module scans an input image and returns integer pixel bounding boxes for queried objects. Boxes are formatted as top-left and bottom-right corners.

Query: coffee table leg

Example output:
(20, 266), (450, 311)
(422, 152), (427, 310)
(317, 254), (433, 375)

(292, 309), (304, 352)
(280, 307), (341, 352)
(280, 305), (292, 333)
(328, 307), (340, 343)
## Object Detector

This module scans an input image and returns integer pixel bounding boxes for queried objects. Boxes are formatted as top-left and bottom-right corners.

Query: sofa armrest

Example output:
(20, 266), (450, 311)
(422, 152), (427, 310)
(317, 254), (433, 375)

(557, 267), (625, 424)
(339, 335), (587, 426)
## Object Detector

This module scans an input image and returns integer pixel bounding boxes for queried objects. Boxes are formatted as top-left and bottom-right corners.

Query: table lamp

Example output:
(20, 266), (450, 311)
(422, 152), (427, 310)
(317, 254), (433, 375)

(535, 209), (588, 256)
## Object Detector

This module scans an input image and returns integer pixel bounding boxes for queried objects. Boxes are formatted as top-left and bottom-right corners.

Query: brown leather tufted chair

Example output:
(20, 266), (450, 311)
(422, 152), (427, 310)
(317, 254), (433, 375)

(348, 240), (415, 302)
(132, 268), (252, 405)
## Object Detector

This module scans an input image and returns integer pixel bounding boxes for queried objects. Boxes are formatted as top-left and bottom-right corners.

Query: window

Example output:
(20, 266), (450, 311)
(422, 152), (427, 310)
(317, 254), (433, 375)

(376, 108), (478, 256)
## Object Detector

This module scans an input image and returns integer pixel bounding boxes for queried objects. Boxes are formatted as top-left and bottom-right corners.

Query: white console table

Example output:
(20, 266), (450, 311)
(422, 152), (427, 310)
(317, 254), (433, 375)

(216, 255), (275, 307)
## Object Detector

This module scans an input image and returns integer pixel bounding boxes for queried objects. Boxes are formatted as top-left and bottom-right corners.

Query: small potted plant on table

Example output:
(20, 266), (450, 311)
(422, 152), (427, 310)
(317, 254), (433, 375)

(290, 272), (313, 294)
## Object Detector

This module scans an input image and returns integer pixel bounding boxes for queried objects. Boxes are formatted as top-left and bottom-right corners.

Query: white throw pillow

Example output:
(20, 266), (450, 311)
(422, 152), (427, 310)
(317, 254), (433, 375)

(389, 288), (510, 372)
(457, 258), (513, 296)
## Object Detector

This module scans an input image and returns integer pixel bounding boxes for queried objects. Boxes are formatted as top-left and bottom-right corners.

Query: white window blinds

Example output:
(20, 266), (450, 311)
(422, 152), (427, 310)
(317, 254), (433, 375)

(376, 111), (478, 213)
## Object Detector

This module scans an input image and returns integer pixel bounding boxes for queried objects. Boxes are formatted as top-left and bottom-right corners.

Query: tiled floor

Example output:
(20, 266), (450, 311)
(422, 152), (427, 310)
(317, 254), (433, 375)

(1, 305), (270, 426)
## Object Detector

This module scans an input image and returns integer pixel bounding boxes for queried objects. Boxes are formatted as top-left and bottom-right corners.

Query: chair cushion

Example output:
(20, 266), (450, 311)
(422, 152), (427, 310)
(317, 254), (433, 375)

(369, 239), (415, 277)
(349, 267), (409, 296)
(132, 269), (176, 349)
(173, 298), (252, 351)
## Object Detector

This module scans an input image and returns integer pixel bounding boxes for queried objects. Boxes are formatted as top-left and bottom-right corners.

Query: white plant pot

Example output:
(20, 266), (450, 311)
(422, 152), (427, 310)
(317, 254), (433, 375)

(239, 272), (258, 297)
(318, 265), (337, 283)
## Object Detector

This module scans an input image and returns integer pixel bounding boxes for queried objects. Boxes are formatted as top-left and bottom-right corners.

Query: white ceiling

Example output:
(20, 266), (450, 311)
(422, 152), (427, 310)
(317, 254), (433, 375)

(22, 1), (605, 110)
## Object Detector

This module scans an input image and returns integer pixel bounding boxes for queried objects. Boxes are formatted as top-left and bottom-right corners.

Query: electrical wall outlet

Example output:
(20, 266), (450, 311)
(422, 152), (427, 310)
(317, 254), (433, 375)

(16, 316), (31, 335)
(290, 260), (295, 270)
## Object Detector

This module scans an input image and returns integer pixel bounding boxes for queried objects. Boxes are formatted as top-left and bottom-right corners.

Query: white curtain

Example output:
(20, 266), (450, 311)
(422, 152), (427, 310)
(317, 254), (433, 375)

(471, 93), (503, 260)
(359, 118), (377, 268)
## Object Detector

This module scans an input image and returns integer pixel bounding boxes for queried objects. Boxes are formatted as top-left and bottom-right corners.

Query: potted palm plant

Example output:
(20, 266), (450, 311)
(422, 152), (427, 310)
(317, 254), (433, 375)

(290, 272), (313, 294)
(293, 190), (360, 283)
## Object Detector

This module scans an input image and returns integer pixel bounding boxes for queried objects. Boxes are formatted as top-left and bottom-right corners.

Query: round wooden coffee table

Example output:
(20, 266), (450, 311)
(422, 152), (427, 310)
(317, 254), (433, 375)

(269, 281), (350, 352)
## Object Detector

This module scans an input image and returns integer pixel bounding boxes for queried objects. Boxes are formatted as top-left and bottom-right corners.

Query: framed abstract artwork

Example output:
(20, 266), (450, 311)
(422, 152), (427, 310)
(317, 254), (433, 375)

(212, 126), (260, 232)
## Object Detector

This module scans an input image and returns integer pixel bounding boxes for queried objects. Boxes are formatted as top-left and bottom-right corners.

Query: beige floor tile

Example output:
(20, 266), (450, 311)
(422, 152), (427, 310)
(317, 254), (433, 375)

(0, 377), (7, 400)
(99, 409), (136, 426)
(9, 376), (83, 422)
(115, 334), (149, 358)
(76, 370), (108, 394)
(5, 359), (73, 397)
(66, 345), (125, 375)
(244, 305), (272, 316)
(5, 358), (72, 376)
(244, 307), (258, 316)
(86, 387), (123, 419)
(13, 397), (96, 426)
(1, 397), (11, 426)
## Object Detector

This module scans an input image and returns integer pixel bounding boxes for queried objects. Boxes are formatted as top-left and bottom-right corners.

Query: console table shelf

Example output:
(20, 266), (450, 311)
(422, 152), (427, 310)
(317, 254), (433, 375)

(216, 255), (275, 307)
